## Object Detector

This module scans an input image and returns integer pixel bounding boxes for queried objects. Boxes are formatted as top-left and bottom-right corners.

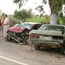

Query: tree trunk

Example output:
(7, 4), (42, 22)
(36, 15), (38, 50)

(50, 13), (58, 24)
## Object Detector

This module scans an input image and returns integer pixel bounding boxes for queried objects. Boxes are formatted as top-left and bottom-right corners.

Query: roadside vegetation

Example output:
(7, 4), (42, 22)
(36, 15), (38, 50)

(1, 14), (64, 27)
(9, 16), (50, 26)
(8, 8), (65, 26)
(26, 17), (49, 23)
(9, 16), (21, 26)
(0, 8), (65, 27)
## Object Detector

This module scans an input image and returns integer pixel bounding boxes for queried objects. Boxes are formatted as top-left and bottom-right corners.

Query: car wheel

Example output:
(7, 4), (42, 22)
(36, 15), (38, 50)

(61, 47), (65, 54)
(25, 38), (30, 44)
(6, 35), (11, 41)
(6, 32), (11, 41)
(23, 31), (29, 44)
(34, 44), (40, 50)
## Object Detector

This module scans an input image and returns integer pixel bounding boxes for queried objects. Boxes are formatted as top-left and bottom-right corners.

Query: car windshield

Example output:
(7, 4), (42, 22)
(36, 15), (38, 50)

(17, 23), (33, 30)
(39, 25), (64, 32)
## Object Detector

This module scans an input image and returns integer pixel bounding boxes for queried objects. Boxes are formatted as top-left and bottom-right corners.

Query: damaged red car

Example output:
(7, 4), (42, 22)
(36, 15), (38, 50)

(6, 22), (41, 44)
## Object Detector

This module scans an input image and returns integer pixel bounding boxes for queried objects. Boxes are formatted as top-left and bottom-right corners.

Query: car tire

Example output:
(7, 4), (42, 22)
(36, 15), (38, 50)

(61, 47), (65, 54)
(6, 32), (11, 41)
(34, 44), (40, 50)
(6, 35), (11, 41)
(25, 38), (30, 44)
(23, 31), (29, 44)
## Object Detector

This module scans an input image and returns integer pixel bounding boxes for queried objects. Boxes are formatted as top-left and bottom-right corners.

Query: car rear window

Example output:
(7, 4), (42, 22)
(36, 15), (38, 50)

(39, 25), (64, 32)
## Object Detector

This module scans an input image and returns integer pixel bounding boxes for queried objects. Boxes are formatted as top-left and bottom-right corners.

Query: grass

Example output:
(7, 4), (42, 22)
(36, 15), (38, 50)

(9, 16), (52, 26)
(27, 17), (47, 23)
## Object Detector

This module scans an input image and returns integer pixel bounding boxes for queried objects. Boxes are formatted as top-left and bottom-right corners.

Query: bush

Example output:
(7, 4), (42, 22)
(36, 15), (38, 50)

(9, 16), (21, 26)
(8, 16), (50, 26)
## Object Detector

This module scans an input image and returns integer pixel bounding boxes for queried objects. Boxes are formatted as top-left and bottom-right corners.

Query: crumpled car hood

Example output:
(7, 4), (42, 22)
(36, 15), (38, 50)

(9, 27), (25, 33)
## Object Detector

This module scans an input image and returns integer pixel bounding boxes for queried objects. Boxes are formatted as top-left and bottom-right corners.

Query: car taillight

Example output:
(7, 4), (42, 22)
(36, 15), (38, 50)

(29, 34), (39, 38)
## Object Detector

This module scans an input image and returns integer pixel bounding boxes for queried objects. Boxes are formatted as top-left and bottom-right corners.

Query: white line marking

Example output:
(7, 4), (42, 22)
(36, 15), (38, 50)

(0, 56), (28, 65)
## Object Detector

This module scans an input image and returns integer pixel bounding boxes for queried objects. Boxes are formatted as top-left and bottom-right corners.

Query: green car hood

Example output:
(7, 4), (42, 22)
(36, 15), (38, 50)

(29, 30), (63, 36)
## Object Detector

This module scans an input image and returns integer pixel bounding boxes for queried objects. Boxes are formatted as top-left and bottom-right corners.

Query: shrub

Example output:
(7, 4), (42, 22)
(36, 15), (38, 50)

(9, 16), (21, 26)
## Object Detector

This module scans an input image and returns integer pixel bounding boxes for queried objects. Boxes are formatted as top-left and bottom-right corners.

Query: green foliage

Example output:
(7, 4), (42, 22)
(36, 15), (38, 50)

(8, 16), (21, 26)
(35, 5), (44, 13)
(13, 0), (65, 14)
(12, 0), (65, 25)
(9, 15), (50, 26)
(13, 0), (28, 8)
(13, 0), (22, 8)
(14, 9), (32, 22)
(45, 0), (65, 14)
(57, 12), (65, 25)
(1, 13), (6, 16)
(27, 16), (50, 24)
(63, 17), (65, 25)
(13, 0), (21, 3)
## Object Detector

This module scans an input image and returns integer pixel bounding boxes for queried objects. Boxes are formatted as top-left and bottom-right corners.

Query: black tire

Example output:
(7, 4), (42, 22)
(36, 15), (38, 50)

(23, 30), (29, 44)
(34, 44), (40, 50)
(61, 47), (65, 54)
(25, 38), (30, 44)
(6, 35), (11, 41)
(6, 32), (11, 41)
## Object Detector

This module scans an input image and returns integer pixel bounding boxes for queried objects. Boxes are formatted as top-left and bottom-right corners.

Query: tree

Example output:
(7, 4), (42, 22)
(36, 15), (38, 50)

(13, 0), (28, 8)
(13, 0), (65, 24)
(45, 0), (65, 24)
(14, 9), (32, 22)
(36, 0), (65, 24)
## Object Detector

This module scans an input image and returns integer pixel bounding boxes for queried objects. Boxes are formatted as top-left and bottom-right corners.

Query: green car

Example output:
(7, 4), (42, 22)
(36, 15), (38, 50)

(29, 24), (65, 54)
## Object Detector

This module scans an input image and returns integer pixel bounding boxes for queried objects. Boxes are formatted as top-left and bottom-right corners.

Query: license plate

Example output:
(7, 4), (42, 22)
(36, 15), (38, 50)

(45, 37), (52, 40)
(40, 36), (52, 40)
(39, 36), (45, 40)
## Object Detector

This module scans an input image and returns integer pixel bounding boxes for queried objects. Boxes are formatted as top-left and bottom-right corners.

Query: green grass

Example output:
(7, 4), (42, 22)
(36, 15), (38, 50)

(27, 17), (47, 23)
(9, 16), (50, 26)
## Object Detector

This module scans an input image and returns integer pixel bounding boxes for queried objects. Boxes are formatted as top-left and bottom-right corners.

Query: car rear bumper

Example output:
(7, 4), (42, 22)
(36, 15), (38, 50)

(31, 39), (63, 46)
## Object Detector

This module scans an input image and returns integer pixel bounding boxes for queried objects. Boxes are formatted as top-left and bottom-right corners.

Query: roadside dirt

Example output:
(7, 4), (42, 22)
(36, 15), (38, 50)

(0, 34), (65, 65)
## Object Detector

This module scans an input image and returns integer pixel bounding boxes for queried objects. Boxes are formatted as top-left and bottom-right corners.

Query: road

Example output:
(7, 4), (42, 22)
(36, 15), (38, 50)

(0, 36), (65, 65)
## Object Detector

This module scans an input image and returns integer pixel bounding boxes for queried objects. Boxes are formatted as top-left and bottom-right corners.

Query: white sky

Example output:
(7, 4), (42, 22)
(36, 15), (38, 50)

(0, 0), (17, 14)
(0, 0), (51, 15)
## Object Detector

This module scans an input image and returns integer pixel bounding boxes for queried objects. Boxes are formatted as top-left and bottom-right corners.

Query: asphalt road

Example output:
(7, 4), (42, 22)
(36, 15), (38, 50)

(0, 36), (65, 65)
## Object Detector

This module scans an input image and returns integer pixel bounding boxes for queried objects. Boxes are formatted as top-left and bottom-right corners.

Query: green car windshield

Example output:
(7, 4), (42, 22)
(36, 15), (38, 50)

(18, 23), (33, 30)
(39, 25), (64, 32)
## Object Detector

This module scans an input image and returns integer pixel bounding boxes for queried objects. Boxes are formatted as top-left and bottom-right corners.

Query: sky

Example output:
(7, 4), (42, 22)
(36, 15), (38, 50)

(0, 0), (51, 15)
(0, 0), (17, 14)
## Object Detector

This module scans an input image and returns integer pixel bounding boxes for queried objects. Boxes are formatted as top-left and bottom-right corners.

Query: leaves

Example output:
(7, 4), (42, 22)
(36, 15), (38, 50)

(42, 0), (47, 4)
(49, 0), (65, 13)
(13, 0), (21, 3)
(13, 0), (65, 18)
(13, 0), (28, 8)
(14, 9), (32, 21)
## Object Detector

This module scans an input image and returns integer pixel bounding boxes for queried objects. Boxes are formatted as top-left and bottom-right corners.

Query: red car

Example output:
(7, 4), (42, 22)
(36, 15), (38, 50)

(6, 22), (42, 44)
